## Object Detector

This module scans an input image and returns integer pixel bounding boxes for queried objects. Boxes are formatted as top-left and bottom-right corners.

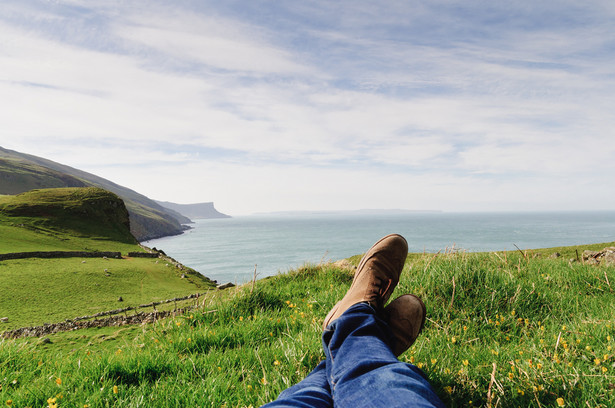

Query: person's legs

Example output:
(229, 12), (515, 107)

(261, 361), (332, 408)
(264, 233), (444, 407)
(323, 302), (445, 408)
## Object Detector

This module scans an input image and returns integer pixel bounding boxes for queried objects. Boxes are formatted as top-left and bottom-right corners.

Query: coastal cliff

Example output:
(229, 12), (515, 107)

(0, 146), (208, 241)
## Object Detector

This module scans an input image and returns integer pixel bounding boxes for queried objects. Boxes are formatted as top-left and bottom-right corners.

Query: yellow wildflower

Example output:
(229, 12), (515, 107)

(463, 360), (469, 366)
(113, 385), (118, 394)
(6, 400), (12, 406)
(55, 378), (62, 386)
(556, 397), (565, 406)
(431, 358), (438, 365)
(274, 360), (280, 366)
(451, 337), (457, 344)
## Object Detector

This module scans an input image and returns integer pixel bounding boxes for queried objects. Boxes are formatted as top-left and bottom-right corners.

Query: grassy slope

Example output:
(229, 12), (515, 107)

(1, 242), (614, 407)
(0, 187), (215, 329)
(0, 147), (187, 241)
(0, 187), (137, 250)
(0, 257), (212, 329)
(0, 157), (87, 194)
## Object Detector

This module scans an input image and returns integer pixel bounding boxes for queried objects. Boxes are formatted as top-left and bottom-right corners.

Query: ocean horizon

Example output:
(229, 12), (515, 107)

(145, 211), (615, 285)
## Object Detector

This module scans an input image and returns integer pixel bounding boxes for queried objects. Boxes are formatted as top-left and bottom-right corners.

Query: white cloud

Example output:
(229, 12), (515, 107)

(1, 0), (615, 214)
(115, 11), (313, 76)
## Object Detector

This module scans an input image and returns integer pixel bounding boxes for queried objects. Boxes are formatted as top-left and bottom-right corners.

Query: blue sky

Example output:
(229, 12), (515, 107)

(1, 0), (614, 215)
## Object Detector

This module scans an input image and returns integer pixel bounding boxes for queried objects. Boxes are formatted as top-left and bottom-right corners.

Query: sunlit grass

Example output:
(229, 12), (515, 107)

(1, 245), (614, 407)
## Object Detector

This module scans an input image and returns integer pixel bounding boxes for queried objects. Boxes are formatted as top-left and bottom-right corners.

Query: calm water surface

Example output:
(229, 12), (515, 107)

(145, 212), (615, 284)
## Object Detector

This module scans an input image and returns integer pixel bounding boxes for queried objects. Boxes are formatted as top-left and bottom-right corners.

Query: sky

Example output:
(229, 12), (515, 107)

(1, 0), (614, 215)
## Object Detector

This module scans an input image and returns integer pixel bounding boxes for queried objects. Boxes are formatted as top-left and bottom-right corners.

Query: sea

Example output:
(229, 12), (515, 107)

(144, 211), (615, 285)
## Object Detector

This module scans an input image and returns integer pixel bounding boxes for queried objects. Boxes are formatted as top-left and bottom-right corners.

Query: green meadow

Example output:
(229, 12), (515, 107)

(2, 244), (614, 407)
(0, 188), (214, 330)
(0, 257), (213, 330)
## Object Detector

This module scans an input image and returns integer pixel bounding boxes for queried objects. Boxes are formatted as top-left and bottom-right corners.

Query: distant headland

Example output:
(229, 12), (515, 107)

(155, 201), (231, 220)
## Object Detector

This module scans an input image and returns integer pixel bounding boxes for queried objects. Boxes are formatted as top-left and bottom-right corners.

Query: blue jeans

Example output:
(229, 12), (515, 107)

(262, 303), (445, 407)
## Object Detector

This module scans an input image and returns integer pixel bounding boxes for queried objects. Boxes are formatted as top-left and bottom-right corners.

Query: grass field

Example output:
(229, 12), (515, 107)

(1, 242), (614, 407)
(0, 221), (139, 254)
(0, 257), (214, 329)
(0, 187), (215, 331)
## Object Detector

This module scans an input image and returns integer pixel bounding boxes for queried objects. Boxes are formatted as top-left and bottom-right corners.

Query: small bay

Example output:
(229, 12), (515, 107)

(145, 211), (615, 284)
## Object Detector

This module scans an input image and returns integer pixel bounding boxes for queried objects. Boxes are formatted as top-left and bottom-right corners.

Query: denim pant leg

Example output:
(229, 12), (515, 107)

(323, 303), (445, 408)
(261, 360), (333, 408)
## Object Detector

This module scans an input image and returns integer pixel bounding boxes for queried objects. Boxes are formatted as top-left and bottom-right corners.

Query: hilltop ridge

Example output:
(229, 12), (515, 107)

(0, 146), (201, 240)
(0, 187), (137, 247)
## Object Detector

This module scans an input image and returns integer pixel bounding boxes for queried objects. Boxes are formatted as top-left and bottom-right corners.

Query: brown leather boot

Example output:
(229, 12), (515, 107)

(384, 294), (426, 356)
(323, 234), (408, 329)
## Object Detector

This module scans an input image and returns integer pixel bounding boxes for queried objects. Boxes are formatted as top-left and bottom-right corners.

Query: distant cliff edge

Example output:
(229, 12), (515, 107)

(155, 201), (231, 220)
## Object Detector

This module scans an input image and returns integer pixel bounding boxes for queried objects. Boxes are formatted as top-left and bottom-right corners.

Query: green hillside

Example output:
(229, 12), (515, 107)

(0, 187), (135, 248)
(0, 157), (87, 193)
(0, 187), (140, 255)
(0, 146), (189, 241)
(1, 243), (614, 407)
(0, 187), (215, 329)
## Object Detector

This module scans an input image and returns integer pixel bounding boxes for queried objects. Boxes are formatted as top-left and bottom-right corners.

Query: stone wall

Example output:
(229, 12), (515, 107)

(1, 293), (206, 339)
(583, 247), (615, 266)
(0, 251), (122, 261)
(127, 252), (160, 258)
